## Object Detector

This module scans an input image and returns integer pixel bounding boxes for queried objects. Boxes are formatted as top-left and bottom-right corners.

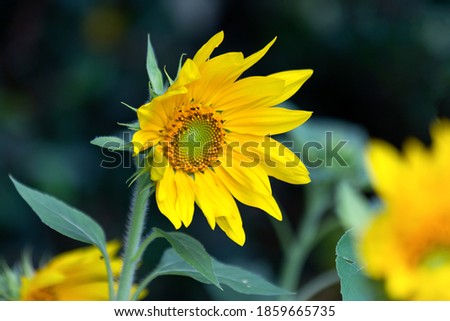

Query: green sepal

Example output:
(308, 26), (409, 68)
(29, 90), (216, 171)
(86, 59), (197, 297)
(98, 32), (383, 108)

(146, 34), (164, 97)
(163, 66), (174, 86)
(90, 136), (132, 152)
(120, 101), (137, 112)
(0, 262), (21, 300)
(117, 121), (140, 131)
(163, 53), (186, 86)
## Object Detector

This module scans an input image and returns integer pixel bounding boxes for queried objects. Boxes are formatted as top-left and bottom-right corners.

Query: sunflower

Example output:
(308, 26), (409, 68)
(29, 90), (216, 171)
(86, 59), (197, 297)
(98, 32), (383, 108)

(361, 119), (450, 300)
(132, 31), (312, 245)
(20, 241), (142, 300)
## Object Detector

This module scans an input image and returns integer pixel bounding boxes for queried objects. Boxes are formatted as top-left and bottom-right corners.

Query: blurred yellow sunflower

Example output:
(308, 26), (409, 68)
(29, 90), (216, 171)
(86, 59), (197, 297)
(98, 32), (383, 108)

(361, 118), (450, 300)
(21, 241), (142, 300)
(132, 31), (312, 245)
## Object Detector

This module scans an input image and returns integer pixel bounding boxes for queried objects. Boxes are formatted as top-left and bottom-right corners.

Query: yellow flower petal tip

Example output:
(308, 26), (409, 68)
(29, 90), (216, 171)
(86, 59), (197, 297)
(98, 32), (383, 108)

(132, 32), (313, 245)
(361, 118), (450, 300)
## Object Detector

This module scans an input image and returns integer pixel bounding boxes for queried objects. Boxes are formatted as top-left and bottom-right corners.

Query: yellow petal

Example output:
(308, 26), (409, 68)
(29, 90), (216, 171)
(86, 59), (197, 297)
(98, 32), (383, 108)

(227, 37), (277, 82)
(132, 130), (161, 155)
(156, 166), (182, 229)
(194, 37), (278, 105)
(216, 216), (246, 246)
(47, 241), (119, 271)
(192, 171), (217, 229)
(55, 282), (111, 300)
(174, 170), (195, 227)
(360, 213), (396, 279)
(193, 31), (224, 66)
(171, 58), (202, 90)
(150, 145), (167, 182)
(385, 267), (417, 300)
(431, 118), (450, 169)
(213, 76), (285, 111)
(190, 52), (244, 103)
(22, 269), (66, 293)
(200, 52), (244, 76)
(366, 139), (401, 199)
(225, 133), (310, 184)
(137, 85), (190, 132)
(137, 100), (168, 130)
(151, 86), (188, 111)
(224, 107), (312, 136)
(194, 32), (275, 83)
(266, 69), (313, 106)
(57, 258), (122, 284)
(214, 164), (282, 220)
(193, 169), (241, 230)
(218, 147), (272, 195)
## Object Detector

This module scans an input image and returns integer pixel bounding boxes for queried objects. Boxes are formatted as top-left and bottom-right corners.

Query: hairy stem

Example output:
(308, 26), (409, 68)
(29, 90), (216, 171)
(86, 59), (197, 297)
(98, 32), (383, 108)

(116, 172), (153, 300)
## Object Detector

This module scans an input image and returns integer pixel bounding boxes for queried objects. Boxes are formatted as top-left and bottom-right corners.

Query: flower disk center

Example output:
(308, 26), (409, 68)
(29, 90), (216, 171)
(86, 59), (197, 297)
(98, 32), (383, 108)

(164, 105), (225, 173)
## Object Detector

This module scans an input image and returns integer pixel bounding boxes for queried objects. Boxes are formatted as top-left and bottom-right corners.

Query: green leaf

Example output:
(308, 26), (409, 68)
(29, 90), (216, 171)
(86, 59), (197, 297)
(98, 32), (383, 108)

(335, 230), (387, 300)
(154, 248), (292, 296)
(335, 181), (374, 236)
(288, 117), (370, 187)
(146, 34), (164, 97)
(10, 176), (116, 299)
(10, 176), (107, 250)
(90, 136), (131, 151)
(153, 229), (220, 288)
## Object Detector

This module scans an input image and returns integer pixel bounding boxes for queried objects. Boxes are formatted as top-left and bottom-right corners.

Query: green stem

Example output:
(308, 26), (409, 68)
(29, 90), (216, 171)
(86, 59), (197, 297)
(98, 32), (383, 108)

(132, 231), (161, 263)
(278, 184), (332, 298)
(127, 231), (161, 300)
(131, 271), (159, 301)
(270, 212), (294, 256)
(278, 221), (315, 297)
(102, 248), (116, 300)
(116, 172), (153, 300)
(296, 269), (339, 300)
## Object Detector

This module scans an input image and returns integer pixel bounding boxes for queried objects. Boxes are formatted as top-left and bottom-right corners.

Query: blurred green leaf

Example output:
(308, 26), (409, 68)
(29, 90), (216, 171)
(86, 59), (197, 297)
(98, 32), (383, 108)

(288, 117), (369, 187)
(335, 230), (386, 300)
(10, 176), (107, 252)
(0, 262), (20, 300)
(146, 35), (164, 97)
(90, 135), (131, 151)
(153, 228), (220, 289)
(153, 248), (292, 296)
(335, 181), (373, 236)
